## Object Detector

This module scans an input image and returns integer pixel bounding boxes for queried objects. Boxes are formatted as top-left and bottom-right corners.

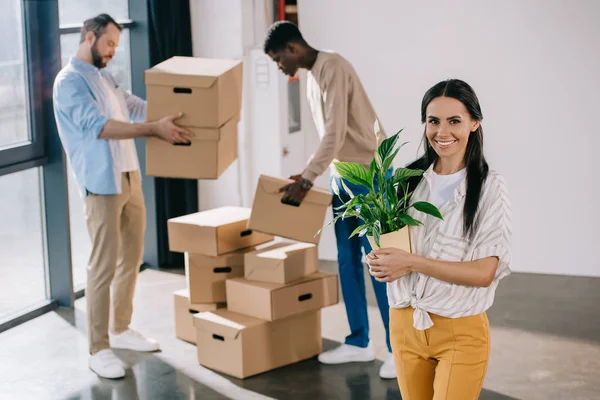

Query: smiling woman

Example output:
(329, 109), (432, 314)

(367, 79), (512, 399)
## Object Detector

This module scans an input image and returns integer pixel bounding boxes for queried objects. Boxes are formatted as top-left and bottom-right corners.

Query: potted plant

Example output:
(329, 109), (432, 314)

(321, 121), (443, 252)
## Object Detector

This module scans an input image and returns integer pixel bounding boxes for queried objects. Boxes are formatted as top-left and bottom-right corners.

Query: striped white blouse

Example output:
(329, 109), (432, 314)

(387, 165), (513, 330)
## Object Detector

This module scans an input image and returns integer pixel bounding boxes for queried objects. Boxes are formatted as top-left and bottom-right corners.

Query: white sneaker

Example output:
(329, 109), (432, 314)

(318, 342), (376, 364)
(89, 349), (126, 379)
(379, 353), (396, 379)
(110, 329), (160, 352)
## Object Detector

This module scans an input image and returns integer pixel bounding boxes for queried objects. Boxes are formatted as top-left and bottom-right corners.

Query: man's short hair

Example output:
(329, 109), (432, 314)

(263, 21), (306, 54)
(79, 14), (122, 44)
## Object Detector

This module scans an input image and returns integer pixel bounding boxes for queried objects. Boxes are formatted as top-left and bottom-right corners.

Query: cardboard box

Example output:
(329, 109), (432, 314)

(244, 241), (319, 284)
(145, 114), (239, 179)
(226, 272), (338, 321)
(174, 289), (225, 344)
(186, 249), (249, 303)
(248, 175), (333, 244)
(168, 207), (274, 256)
(194, 309), (322, 379)
(145, 56), (243, 128)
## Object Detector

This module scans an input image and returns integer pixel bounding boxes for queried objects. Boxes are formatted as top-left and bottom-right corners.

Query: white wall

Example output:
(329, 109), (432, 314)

(299, 0), (600, 277)
(189, 0), (269, 210)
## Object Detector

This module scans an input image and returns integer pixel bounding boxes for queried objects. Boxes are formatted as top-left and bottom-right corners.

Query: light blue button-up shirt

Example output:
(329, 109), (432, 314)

(53, 57), (147, 197)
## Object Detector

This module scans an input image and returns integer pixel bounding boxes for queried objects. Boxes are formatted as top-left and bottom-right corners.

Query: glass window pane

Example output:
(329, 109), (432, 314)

(58, 0), (129, 26)
(60, 30), (133, 288)
(0, 168), (47, 320)
(0, 0), (30, 149)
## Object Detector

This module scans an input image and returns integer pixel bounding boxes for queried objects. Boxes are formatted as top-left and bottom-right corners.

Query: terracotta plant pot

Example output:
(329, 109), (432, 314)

(367, 226), (412, 253)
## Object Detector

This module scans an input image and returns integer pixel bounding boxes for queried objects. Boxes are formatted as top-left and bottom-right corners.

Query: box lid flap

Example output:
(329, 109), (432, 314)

(228, 272), (331, 291)
(257, 175), (333, 206)
(145, 56), (242, 88)
(255, 242), (316, 261)
(194, 310), (265, 339)
(168, 206), (251, 227)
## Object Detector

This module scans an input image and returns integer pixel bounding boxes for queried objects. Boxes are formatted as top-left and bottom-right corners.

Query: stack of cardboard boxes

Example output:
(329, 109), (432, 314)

(189, 178), (338, 378)
(145, 56), (243, 179)
(169, 206), (274, 345)
(145, 56), (339, 379)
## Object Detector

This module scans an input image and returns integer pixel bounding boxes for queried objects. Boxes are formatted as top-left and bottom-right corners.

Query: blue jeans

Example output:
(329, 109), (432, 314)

(330, 169), (392, 353)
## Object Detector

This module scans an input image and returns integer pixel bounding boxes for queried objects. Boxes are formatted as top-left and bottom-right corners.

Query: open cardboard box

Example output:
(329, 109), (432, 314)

(248, 175), (333, 244)
(244, 241), (319, 284)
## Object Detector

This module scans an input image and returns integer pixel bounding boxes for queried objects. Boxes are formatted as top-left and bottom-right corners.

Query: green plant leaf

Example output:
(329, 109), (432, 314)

(377, 131), (400, 161)
(339, 178), (355, 198)
(341, 208), (359, 222)
(341, 197), (365, 220)
(369, 159), (376, 190)
(365, 192), (378, 204)
(331, 176), (340, 196)
(316, 213), (344, 236)
(412, 201), (443, 220)
(386, 182), (399, 210)
(382, 147), (400, 173)
(334, 162), (371, 188)
(397, 213), (423, 227)
(395, 190), (413, 214)
(373, 220), (381, 247)
(393, 168), (424, 184)
(358, 203), (377, 224)
(349, 225), (368, 239)
(374, 150), (383, 170)
(335, 194), (364, 213)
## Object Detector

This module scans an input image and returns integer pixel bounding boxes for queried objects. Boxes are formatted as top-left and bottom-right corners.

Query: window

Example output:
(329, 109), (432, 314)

(0, 0), (27, 150)
(58, 1), (133, 289)
(57, 0), (129, 26)
(0, 0), (37, 169)
(0, 168), (47, 321)
(0, 0), (48, 320)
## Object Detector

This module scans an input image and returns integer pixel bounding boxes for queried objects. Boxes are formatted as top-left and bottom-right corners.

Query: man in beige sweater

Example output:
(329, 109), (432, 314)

(264, 21), (395, 379)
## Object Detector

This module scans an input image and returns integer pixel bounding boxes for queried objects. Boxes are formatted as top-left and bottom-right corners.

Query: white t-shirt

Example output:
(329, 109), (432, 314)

(430, 168), (467, 208)
(99, 73), (139, 173)
(425, 169), (466, 233)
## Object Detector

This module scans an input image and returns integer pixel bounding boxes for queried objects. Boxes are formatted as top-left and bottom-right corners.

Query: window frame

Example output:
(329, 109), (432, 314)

(0, 1), (47, 177)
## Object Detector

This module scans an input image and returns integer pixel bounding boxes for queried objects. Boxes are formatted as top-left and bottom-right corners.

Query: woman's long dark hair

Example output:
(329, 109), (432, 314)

(404, 79), (489, 239)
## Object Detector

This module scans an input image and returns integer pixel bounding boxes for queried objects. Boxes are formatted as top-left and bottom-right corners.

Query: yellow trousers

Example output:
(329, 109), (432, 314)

(390, 307), (490, 400)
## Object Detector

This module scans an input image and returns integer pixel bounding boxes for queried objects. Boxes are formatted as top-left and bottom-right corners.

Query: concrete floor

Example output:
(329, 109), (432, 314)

(0, 262), (599, 400)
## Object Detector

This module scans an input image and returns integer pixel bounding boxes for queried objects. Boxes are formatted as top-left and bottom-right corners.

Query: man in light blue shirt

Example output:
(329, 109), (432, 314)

(53, 14), (192, 379)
